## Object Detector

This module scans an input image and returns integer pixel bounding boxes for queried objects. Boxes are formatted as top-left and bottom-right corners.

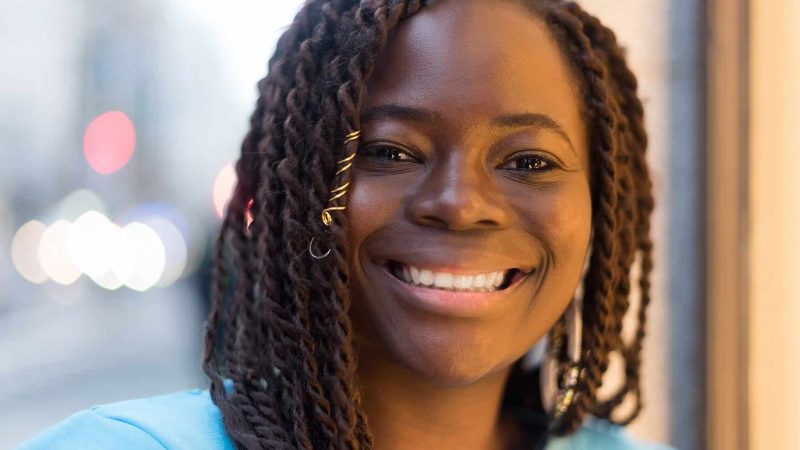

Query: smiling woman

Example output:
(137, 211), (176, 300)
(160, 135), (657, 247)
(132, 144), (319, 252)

(19, 1), (675, 450)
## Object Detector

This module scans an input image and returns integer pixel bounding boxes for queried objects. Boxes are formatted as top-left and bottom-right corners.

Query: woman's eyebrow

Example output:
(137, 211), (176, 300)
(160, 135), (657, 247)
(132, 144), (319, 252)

(491, 113), (576, 156)
(361, 104), (575, 155)
(361, 104), (442, 125)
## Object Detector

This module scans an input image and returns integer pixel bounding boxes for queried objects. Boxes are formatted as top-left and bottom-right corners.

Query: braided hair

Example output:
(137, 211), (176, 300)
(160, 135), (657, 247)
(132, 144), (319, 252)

(202, 0), (654, 448)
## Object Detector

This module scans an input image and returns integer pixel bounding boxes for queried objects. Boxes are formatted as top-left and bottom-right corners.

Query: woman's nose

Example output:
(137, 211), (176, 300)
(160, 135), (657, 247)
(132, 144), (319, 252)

(407, 155), (512, 231)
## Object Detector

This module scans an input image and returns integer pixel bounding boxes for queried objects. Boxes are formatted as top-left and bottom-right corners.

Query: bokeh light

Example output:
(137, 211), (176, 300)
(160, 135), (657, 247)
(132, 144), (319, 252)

(66, 210), (119, 278)
(122, 202), (190, 242)
(113, 222), (166, 292)
(38, 220), (81, 285)
(89, 269), (123, 291)
(146, 217), (188, 287)
(55, 189), (108, 221)
(213, 162), (236, 218)
(83, 111), (136, 175)
(11, 220), (48, 284)
(120, 202), (191, 286)
(17, 203), (187, 291)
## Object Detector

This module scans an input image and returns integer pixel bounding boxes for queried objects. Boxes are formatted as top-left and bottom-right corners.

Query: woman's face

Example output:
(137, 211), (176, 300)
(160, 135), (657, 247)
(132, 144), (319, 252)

(347, 0), (591, 384)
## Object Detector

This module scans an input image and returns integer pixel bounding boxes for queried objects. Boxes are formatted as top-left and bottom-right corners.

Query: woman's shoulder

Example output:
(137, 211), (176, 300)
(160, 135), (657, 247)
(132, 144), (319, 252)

(19, 389), (678, 450)
(545, 416), (679, 450)
(17, 388), (235, 450)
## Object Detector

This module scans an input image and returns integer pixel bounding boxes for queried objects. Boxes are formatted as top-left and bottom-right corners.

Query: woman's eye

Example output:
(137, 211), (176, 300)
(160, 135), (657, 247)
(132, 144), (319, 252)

(362, 145), (416, 163)
(502, 154), (555, 172)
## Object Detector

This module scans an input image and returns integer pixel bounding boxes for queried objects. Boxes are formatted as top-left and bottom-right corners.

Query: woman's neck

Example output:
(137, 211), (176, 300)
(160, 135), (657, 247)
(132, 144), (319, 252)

(356, 344), (520, 450)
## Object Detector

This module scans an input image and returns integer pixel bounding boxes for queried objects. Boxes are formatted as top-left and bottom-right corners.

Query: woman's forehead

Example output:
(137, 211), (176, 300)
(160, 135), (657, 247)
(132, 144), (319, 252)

(364, 0), (585, 149)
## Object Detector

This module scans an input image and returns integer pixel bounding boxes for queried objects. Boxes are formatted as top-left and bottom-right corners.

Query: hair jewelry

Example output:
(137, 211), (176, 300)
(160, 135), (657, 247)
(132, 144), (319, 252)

(308, 236), (333, 260)
(321, 130), (360, 226)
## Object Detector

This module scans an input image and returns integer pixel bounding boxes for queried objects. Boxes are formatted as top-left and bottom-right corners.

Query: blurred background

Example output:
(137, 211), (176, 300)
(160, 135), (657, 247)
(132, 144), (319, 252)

(1, 1), (796, 450)
(1, 1), (304, 447)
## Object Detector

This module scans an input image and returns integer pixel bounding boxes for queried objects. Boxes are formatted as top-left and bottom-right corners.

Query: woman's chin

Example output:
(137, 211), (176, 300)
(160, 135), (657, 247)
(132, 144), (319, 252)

(350, 277), (534, 387)
(384, 330), (515, 387)
(401, 354), (509, 388)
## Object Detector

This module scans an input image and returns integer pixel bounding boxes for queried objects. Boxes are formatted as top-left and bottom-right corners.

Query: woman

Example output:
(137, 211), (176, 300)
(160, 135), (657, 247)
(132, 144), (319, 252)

(20, 0), (676, 449)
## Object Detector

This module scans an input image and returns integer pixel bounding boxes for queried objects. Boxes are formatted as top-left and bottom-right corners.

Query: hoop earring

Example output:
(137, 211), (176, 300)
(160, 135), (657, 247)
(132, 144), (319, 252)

(540, 235), (592, 423)
(540, 295), (583, 422)
(308, 237), (332, 260)
(539, 239), (594, 421)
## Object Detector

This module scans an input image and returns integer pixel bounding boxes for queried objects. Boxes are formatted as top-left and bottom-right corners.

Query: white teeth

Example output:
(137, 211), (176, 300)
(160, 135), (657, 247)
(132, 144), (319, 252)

(473, 273), (486, 288)
(394, 263), (510, 292)
(453, 274), (473, 289)
(489, 272), (505, 288)
(410, 266), (421, 284)
(419, 269), (434, 286)
(433, 272), (454, 289)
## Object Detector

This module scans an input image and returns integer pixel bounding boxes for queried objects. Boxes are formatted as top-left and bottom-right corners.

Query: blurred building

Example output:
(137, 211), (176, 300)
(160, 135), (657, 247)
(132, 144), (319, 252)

(0, 1), (302, 447)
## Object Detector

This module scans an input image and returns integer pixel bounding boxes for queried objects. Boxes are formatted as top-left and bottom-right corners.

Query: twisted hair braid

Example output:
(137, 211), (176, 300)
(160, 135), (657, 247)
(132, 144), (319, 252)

(540, 4), (622, 434)
(537, 1), (654, 427)
(203, 0), (655, 447)
(559, 2), (654, 424)
(521, 0), (654, 434)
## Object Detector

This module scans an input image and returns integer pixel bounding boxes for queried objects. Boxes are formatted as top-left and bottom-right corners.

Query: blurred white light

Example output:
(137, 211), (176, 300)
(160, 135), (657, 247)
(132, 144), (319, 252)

(11, 220), (48, 284)
(55, 189), (108, 221)
(67, 210), (119, 278)
(38, 220), (81, 285)
(145, 217), (188, 287)
(89, 269), (123, 291)
(213, 162), (236, 218)
(113, 222), (166, 292)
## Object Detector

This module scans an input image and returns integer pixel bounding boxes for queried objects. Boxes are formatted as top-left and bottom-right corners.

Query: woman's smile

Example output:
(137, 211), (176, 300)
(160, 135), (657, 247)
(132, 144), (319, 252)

(370, 253), (541, 318)
(386, 260), (525, 292)
(357, 222), (547, 321)
(379, 262), (538, 318)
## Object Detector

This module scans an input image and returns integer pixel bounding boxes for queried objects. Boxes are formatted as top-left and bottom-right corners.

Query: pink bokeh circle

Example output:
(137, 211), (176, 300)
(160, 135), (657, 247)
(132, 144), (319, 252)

(83, 111), (136, 175)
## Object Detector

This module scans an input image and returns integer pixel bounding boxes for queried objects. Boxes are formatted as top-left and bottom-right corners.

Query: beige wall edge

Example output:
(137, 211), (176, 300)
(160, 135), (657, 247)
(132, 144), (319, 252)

(706, 0), (749, 449)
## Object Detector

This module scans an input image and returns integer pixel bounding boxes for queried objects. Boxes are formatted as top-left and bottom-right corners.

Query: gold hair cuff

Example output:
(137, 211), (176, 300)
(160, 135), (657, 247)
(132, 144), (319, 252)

(330, 182), (350, 193)
(343, 130), (361, 144)
(321, 206), (347, 226)
(321, 130), (360, 226)
(337, 152), (357, 165)
(328, 189), (348, 203)
(335, 162), (353, 175)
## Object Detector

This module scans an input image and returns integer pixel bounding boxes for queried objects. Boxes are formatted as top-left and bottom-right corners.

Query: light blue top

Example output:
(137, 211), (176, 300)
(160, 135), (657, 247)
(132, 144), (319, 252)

(18, 388), (677, 450)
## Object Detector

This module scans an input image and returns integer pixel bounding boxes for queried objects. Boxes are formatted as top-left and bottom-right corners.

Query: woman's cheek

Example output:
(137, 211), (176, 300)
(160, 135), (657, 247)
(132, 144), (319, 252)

(516, 182), (592, 266)
(348, 177), (389, 239)
(347, 172), (412, 235)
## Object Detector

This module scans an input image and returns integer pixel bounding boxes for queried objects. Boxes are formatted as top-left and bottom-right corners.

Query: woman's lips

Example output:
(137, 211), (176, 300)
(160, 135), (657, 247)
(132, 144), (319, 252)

(376, 261), (535, 318)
